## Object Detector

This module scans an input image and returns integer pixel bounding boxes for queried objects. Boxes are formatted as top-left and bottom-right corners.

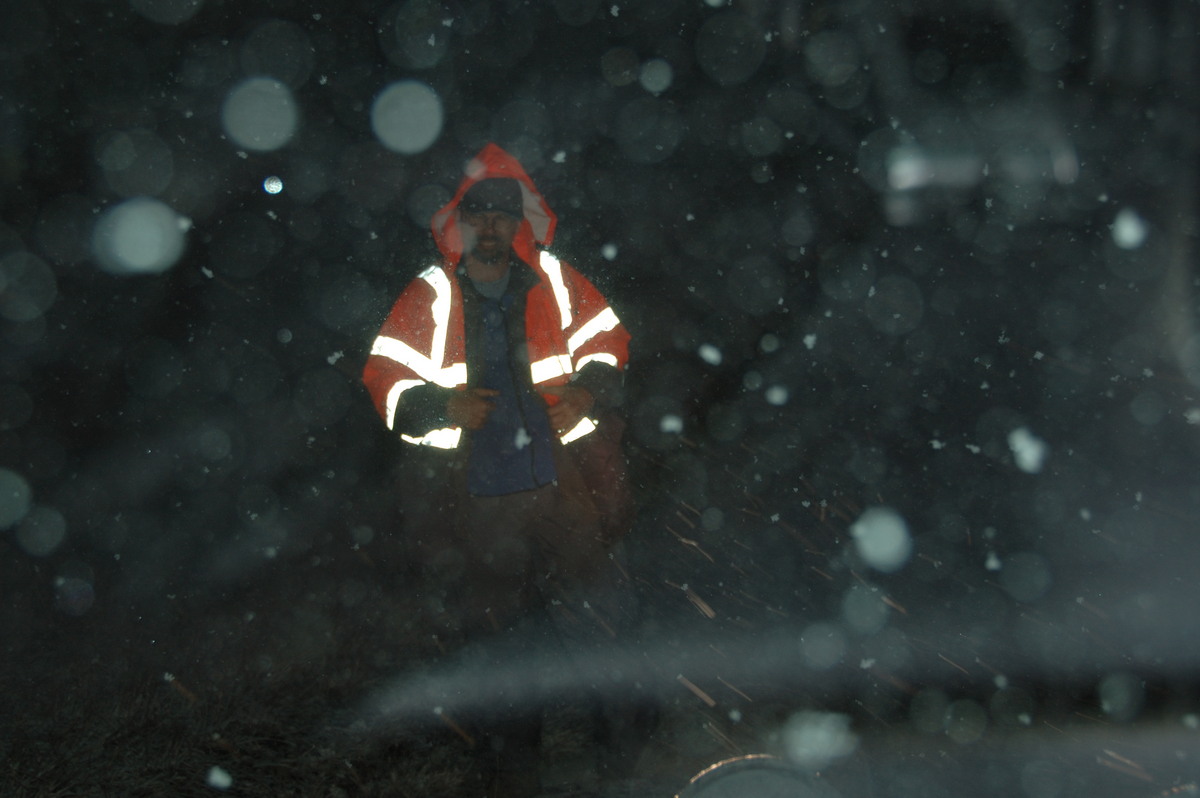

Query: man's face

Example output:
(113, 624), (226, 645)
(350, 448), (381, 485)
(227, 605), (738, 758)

(461, 209), (520, 264)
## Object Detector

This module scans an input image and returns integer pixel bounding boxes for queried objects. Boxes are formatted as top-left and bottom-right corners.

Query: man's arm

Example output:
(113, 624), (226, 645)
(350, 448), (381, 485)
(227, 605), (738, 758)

(557, 260), (631, 383)
(390, 383), (456, 438)
(394, 384), (501, 436)
(542, 360), (624, 435)
(570, 360), (624, 410)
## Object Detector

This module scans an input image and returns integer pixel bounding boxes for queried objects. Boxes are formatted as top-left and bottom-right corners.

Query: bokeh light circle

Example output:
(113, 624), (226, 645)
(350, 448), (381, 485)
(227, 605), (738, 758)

(371, 80), (443, 155)
(56, 577), (96, 616)
(0, 468), (33, 529)
(614, 97), (683, 164)
(601, 47), (639, 87)
(695, 11), (766, 87)
(221, 77), (299, 152)
(0, 252), (58, 322)
(640, 58), (674, 94)
(850, 506), (913, 573)
(93, 197), (189, 275)
(15, 505), (67, 557)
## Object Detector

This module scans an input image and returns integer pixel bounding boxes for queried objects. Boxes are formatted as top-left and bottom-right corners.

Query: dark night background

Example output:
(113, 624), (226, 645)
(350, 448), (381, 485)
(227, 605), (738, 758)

(2, 0), (1199, 795)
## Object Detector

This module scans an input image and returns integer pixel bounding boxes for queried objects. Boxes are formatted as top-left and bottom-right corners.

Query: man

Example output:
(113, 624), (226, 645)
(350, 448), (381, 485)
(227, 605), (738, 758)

(362, 143), (649, 796)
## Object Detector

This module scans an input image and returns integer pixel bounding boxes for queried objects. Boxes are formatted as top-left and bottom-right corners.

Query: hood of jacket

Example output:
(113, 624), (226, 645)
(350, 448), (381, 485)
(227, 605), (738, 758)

(430, 142), (558, 268)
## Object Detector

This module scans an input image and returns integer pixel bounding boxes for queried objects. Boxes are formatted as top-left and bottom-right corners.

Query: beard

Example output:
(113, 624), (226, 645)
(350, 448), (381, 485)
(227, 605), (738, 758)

(470, 238), (509, 265)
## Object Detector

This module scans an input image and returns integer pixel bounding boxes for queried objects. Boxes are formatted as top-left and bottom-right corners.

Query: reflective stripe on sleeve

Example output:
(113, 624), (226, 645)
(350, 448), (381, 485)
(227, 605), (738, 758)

(401, 427), (462, 449)
(371, 265), (456, 381)
(573, 352), (619, 370)
(385, 378), (425, 430)
(371, 335), (435, 380)
(421, 266), (453, 368)
(370, 337), (467, 388)
(566, 306), (621, 356)
(539, 251), (573, 330)
(529, 353), (574, 384)
(373, 266), (464, 439)
(559, 417), (597, 444)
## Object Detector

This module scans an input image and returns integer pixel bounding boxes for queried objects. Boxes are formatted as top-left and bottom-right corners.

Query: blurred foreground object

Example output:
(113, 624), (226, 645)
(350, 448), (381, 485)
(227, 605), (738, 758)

(678, 755), (839, 798)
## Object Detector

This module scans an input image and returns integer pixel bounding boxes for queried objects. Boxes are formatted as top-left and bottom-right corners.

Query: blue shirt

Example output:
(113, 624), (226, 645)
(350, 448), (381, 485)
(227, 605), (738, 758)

(466, 275), (557, 496)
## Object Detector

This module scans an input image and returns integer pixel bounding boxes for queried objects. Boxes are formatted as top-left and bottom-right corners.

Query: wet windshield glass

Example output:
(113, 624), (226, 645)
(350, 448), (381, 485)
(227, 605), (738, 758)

(2, 2), (1197, 796)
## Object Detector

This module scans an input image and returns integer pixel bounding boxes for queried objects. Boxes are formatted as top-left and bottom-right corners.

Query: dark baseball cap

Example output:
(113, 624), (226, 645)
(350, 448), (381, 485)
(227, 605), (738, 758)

(459, 178), (524, 217)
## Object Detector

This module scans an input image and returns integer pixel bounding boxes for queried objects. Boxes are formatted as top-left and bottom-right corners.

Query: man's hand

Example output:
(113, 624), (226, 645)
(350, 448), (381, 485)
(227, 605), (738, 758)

(542, 385), (594, 436)
(445, 388), (500, 430)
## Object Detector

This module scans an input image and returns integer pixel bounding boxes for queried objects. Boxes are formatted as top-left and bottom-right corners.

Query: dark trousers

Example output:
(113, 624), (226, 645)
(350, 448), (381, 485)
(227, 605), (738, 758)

(402, 442), (655, 784)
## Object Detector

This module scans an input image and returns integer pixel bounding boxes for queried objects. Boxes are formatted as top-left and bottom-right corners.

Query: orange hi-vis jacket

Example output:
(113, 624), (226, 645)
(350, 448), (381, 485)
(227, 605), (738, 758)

(362, 143), (631, 449)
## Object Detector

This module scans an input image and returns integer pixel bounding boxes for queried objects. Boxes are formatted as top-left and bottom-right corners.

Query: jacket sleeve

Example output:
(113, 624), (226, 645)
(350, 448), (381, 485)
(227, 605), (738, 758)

(572, 359), (625, 410)
(361, 274), (460, 437)
(560, 261), (631, 375)
(390, 383), (457, 437)
(555, 261), (630, 410)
